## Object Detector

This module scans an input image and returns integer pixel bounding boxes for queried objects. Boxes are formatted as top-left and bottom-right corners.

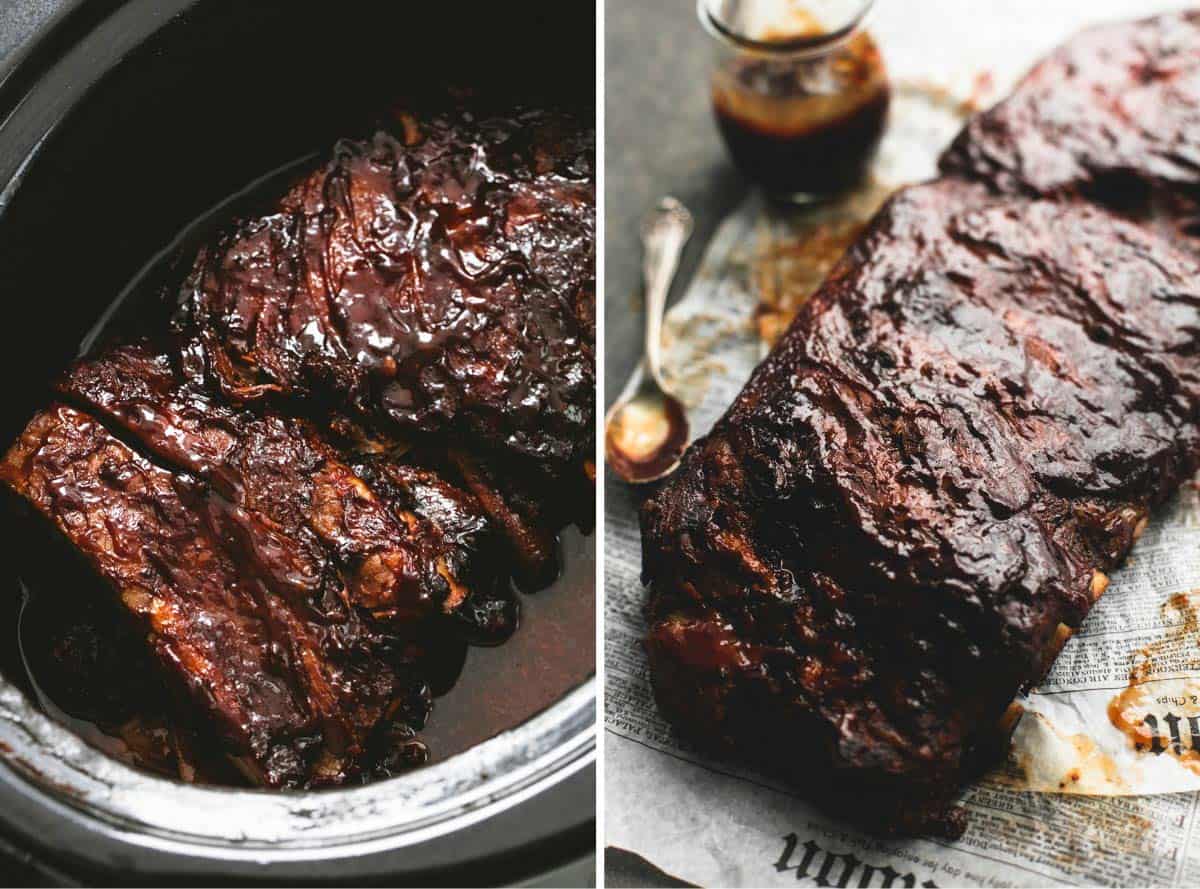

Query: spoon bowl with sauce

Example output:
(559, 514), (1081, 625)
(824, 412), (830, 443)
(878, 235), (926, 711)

(605, 197), (694, 484)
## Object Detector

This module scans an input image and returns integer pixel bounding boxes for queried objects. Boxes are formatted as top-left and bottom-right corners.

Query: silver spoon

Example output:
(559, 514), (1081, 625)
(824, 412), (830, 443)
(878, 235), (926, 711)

(605, 196), (694, 484)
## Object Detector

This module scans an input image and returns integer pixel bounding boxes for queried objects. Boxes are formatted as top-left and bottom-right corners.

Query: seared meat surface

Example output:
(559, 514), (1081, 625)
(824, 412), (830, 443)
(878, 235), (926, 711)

(5, 340), (526, 787)
(641, 15), (1200, 837)
(942, 12), (1200, 213)
(349, 456), (518, 644)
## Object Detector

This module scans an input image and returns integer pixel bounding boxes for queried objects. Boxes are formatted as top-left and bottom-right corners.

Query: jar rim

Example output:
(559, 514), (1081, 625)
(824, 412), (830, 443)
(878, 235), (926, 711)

(696, 0), (875, 58)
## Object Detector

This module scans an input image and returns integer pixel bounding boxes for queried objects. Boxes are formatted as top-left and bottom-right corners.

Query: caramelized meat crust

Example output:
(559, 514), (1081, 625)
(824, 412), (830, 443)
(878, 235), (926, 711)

(942, 12), (1200, 209)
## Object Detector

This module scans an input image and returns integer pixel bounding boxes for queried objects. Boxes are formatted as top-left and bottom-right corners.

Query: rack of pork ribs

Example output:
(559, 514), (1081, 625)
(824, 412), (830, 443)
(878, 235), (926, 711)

(0, 105), (594, 788)
(640, 11), (1200, 839)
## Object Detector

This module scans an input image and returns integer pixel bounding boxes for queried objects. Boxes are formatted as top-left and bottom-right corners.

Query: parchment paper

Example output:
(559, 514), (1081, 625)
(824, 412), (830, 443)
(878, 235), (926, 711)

(605, 2), (1200, 885)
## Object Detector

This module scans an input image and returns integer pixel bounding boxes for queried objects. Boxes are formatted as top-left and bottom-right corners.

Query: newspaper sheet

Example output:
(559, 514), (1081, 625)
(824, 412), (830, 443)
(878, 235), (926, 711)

(605, 2), (1200, 885)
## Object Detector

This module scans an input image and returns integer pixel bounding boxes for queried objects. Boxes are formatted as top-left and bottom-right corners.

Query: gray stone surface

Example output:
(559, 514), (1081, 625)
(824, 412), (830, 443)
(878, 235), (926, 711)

(605, 0), (748, 406)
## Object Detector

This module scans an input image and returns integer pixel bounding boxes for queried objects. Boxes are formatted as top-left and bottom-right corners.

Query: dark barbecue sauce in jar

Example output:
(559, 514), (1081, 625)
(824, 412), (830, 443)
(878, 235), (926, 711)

(703, 2), (890, 201)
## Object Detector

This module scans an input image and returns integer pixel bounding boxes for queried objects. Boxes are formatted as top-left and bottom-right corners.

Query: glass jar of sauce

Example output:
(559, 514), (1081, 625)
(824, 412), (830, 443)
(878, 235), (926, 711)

(700, 0), (890, 202)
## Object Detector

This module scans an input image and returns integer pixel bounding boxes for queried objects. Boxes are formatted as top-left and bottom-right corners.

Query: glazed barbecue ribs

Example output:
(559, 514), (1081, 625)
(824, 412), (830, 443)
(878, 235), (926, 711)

(178, 107), (595, 511)
(640, 13), (1200, 838)
(58, 342), (514, 643)
(942, 11), (1200, 209)
(3, 341), (522, 786)
(1, 404), (430, 787)
(0, 101), (593, 787)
